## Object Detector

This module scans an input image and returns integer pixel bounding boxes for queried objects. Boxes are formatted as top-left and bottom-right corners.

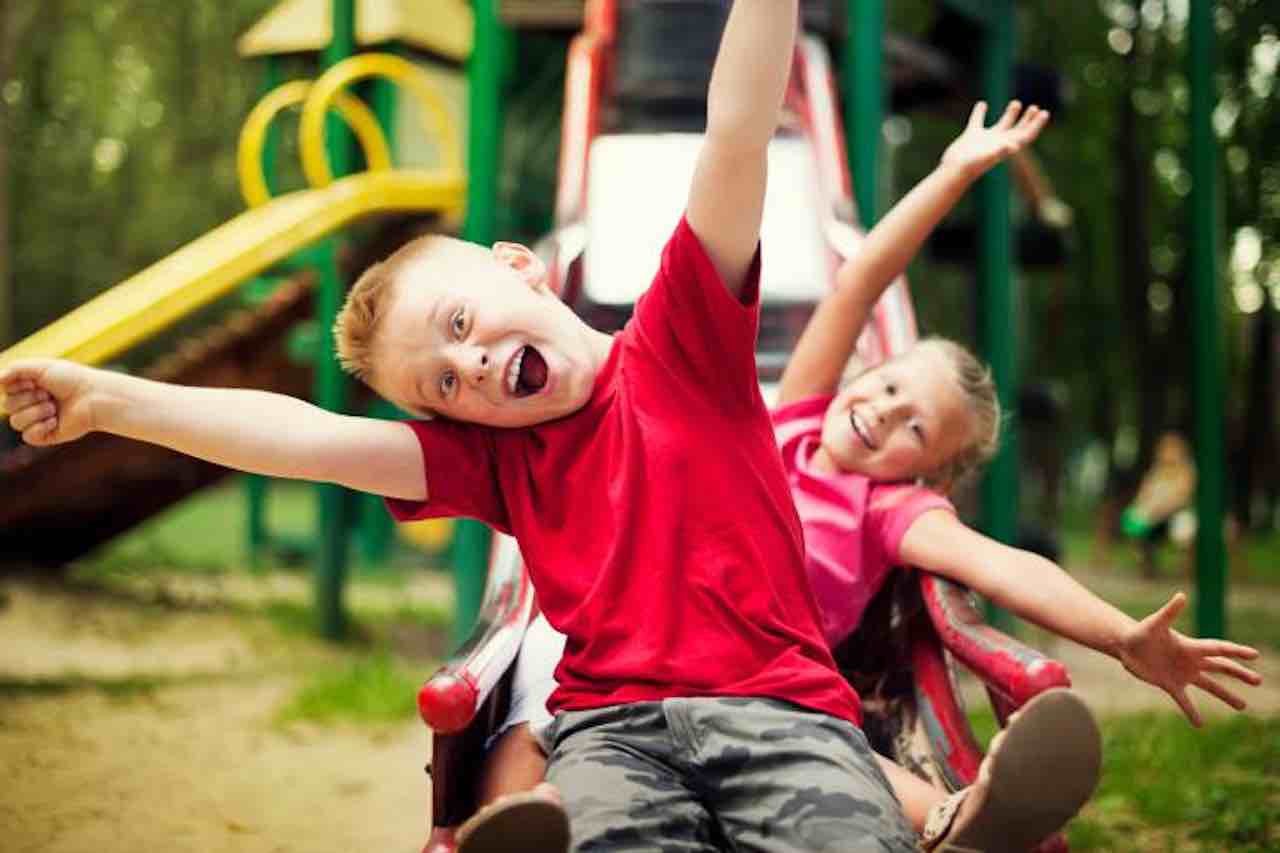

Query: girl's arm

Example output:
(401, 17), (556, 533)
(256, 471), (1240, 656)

(778, 101), (1049, 405)
(900, 509), (1262, 726)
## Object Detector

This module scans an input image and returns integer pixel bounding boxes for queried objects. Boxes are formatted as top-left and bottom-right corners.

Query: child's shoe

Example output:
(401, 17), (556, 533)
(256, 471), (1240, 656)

(456, 783), (569, 853)
(919, 688), (1101, 853)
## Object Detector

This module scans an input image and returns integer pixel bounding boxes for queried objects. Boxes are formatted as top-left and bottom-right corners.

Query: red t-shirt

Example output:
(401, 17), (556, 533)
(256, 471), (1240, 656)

(388, 217), (861, 724)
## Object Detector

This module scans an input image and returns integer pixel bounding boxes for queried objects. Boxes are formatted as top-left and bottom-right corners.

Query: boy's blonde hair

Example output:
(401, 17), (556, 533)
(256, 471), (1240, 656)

(916, 337), (1003, 491)
(333, 234), (446, 381)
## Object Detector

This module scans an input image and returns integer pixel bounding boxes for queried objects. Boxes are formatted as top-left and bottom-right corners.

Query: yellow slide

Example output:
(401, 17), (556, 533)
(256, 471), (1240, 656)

(0, 169), (462, 368)
(0, 52), (464, 369)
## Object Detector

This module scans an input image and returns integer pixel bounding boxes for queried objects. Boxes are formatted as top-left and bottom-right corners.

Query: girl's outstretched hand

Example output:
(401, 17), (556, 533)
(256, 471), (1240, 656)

(1, 358), (98, 446)
(1117, 591), (1262, 726)
(941, 100), (1050, 178)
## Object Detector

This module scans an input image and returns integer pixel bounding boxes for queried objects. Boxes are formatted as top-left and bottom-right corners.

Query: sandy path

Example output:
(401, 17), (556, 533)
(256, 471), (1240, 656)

(0, 568), (1275, 853)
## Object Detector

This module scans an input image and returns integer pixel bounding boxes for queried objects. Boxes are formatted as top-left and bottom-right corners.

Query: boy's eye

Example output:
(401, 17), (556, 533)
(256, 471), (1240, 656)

(886, 383), (897, 396)
(440, 371), (457, 397)
(451, 308), (467, 338)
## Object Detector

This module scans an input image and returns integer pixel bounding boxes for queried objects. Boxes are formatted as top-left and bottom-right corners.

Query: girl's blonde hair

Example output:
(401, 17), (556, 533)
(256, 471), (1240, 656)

(915, 337), (1003, 491)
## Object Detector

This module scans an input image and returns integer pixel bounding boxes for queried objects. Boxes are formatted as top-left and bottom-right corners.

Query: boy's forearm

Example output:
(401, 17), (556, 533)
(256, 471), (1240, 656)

(92, 371), (361, 483)
(705, 0), (798, 150)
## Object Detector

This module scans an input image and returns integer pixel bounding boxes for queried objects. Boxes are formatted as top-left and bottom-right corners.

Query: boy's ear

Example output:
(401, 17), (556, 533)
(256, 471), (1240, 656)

(492, 242), (550, 294)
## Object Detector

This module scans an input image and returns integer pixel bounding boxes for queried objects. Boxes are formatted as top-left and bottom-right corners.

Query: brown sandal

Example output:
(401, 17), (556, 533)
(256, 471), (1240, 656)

(456, 789), (570, 853)
(920, 688), (1101, 852)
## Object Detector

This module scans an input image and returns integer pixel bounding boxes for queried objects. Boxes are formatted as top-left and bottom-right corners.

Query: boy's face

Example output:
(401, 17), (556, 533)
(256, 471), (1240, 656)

(820, 346), (972, 483)
(372, 242), (607, 427)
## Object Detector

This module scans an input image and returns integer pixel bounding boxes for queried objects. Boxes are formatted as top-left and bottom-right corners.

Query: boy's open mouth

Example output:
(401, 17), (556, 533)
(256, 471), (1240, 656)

(507, 345), (548, 398)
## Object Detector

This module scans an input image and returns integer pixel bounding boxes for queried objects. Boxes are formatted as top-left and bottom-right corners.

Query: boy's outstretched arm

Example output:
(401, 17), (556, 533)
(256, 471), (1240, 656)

(686, 0), (798, 297)
(778, 101), (1049, 405)
(2, 358), (427, 501)
(900, 510), (1263, 727)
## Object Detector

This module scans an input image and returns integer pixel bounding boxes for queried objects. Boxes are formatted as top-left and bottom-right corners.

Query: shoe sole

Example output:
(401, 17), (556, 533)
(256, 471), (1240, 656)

(940, 688), (1101, 853)
(456, 792), (570, 853)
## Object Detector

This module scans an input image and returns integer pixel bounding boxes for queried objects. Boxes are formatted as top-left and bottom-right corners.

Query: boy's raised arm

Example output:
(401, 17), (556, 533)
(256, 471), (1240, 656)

(686, 0), (798, 297)
(2, 358), (427, 501)
(778, 101), (1049, 405)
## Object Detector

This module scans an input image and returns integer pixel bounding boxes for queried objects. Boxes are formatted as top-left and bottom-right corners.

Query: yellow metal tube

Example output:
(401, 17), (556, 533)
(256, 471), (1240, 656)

(238, 80), (393, 208)
(300, 52), (462, 189)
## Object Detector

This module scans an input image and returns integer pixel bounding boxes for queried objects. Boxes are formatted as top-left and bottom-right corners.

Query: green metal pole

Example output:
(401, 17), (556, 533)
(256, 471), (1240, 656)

(977, 3), (1018, 628)
(453, 0), (512, 647)
(846, 0), (883, 226)
(1188, 0), (1226, 638)
(313, 0), (358, 640)
(245, 56), (284, 571)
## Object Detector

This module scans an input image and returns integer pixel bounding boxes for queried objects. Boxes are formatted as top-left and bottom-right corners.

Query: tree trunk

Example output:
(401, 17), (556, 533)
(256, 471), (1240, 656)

(0, 0), (15, 348)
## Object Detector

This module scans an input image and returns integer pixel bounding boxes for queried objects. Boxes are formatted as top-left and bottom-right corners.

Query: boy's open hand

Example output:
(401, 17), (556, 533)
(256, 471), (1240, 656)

(942, 100), (1049, 179)
(1, 359), (97, 446)
(1118, 592), (1262, 726)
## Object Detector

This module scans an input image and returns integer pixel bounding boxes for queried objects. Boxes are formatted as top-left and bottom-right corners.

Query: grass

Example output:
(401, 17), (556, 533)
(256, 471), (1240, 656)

(1069, 713), (1280, 851)
(276, 652), (421, 726)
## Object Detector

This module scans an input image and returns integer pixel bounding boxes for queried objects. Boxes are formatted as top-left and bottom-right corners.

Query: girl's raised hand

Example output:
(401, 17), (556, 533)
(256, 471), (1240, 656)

(1117, 592), (1263, 727)
(941, 100), (1050, 178)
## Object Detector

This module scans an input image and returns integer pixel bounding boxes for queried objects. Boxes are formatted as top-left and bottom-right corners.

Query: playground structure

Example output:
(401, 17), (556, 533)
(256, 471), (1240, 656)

(0, 1), (1237, 850)
(0, 0), (1230, 714)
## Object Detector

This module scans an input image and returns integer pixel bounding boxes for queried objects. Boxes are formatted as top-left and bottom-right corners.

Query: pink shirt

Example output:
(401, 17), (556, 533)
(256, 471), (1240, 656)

(772, 395), (955, 648)
(388, 218), (861, 724)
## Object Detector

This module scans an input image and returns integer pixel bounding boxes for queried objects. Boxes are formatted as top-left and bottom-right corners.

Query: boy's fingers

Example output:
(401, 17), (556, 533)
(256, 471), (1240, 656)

(3, 390), (44, 413)
(967, 101), (988, 129)
(23, 416), (58, 446)
(9, 401), (56, 432)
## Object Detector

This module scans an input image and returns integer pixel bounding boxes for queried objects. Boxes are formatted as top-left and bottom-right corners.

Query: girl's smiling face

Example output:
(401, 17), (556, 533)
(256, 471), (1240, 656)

(817, 344), (975, 483)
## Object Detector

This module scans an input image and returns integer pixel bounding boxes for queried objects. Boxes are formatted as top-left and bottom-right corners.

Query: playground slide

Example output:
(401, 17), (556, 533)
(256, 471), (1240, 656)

(0, 169), (463, 566)
(0, 169), (461, 369)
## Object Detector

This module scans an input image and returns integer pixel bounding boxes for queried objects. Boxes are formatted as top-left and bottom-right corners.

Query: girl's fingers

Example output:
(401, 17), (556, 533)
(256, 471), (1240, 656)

(967, 101), (988, 130)
(1170, 686), (1202, 727)
(1193, 675), (1247, 711)
(995, 99), (1022, 129)
(1195, 639), (1260, 660)
(1202, 656), (1262, 685)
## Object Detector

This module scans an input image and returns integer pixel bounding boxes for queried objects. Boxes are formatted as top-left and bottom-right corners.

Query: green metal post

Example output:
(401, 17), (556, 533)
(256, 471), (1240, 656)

(846, 0), (883, 226)
(977, 3), (1017, 628)
(453, 0), (513, 647)
(1188, 0), (1226, 638)
(313, 0), (358, 640)
(245, 55), (284, 570)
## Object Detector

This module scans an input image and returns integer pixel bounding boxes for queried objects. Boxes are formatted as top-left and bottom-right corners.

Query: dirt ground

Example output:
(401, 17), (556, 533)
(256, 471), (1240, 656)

(1, 569), (1277, 853)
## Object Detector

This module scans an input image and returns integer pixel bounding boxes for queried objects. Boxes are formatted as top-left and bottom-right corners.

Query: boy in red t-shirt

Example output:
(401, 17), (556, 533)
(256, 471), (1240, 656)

(3, 2), (919, 849)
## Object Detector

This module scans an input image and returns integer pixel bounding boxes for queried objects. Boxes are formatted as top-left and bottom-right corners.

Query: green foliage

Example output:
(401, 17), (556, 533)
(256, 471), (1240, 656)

(277, 651), (419, 726)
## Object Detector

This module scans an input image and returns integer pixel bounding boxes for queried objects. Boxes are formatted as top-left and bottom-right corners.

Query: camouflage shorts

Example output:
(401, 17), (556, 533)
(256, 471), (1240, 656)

(544, 697), (917, 852)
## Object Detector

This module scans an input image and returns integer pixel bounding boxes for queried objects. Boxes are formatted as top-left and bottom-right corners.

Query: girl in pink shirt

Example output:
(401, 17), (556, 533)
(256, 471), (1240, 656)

(449, 102), (1262, 853)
